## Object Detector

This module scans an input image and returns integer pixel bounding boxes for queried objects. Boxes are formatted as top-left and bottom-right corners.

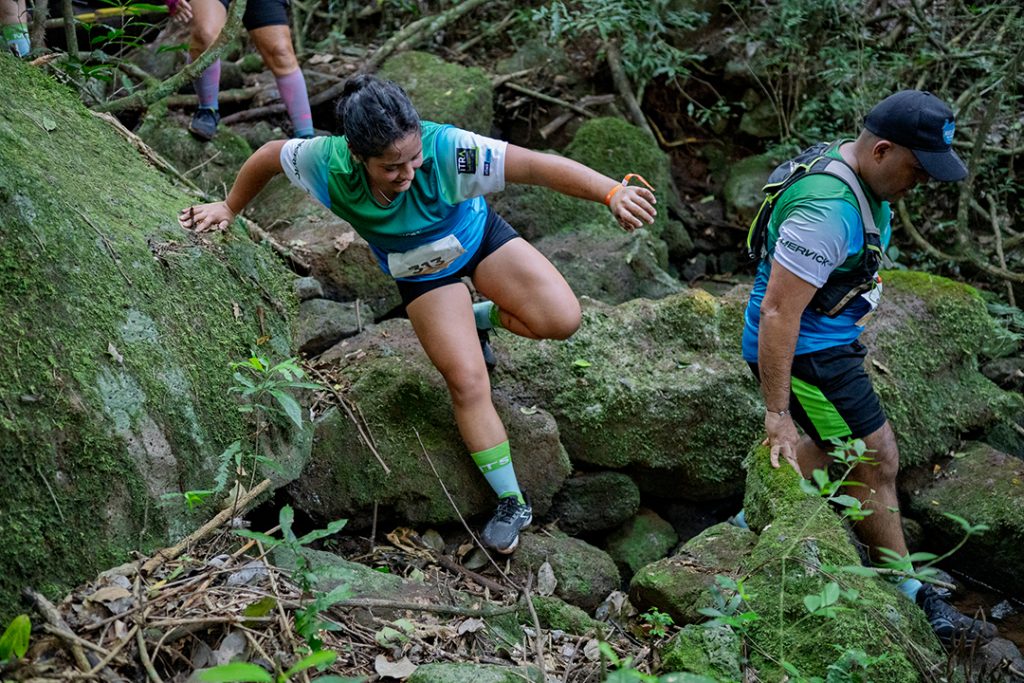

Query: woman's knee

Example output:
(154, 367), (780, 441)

(257, 38), (298, 73)
(442, 364), (491, 405)
(190, 26), (220, 50)
(532, 299), (581, 340)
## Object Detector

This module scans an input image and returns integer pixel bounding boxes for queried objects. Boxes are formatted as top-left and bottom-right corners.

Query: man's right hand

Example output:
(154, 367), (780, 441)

(764, 411), (801, 474)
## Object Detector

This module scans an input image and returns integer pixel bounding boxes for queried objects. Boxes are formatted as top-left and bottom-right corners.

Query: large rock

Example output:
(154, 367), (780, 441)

(606, 509), (681, 577)
(512, 529), (621, 613)
(547, 471), (640, 534)
(741, 447), (945, 681)
(0, 57), (297, 621)
(629, 522), (756, 624)
(500, 290), (761, 500)
(379, 51), (493, 134)
(863, 271), (1024, 466)
(902, 442), (1024, 594)
(286, 319), (572, 525)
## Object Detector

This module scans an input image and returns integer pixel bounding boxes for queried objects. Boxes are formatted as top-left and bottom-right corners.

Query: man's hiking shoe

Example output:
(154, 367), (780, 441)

(478, 328), (496, 374)
(188, 108), (220, 141)
(481, 496), (532, 554)
(917, 584), (998, 649)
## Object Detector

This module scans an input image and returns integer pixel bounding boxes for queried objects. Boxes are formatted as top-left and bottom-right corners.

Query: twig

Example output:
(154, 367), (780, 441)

(987, 194), (1015, 307)
(491, 68), (535, 88)
(500, 82), (595, 119)
(604, 41), (654, 139)
(327, 597), (521, 617)
(258, 539), (305, 678)
(413, 427), (515, 586)
(135, 628), (162, 683)
(522, 573), (548, 682)
(61, 0), (77, 58)
(140, 478), (272, 576)
(22, 589), (91, 671)
(183, 150), (223, 178)
(85, 625), (138, 675)
(307, 366), (388, 473)
(73, 208), (133, 285)
(34, 463), (66, 523)
(434, 553), (511, 596)
(146, 616), (273, 627)
(39, 625), (110, 657)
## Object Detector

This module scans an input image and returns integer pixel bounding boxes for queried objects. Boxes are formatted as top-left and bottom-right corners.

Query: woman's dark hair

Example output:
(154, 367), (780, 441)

(335, 75), (420, 159)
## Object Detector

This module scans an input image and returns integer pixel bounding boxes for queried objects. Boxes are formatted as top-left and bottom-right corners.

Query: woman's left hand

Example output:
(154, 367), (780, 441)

(609, 185), (657, 232)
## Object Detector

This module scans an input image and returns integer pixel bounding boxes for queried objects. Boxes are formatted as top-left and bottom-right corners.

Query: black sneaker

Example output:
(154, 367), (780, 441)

(481, 496), (532, 554)
(188, 107), (220, 141)
(478, 328), (496, 374)
(917, 584), (998, 649)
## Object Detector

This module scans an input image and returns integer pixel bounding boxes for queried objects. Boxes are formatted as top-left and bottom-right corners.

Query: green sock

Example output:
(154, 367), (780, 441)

(472, 301), (503, 331)
(470, 440), (523, 504)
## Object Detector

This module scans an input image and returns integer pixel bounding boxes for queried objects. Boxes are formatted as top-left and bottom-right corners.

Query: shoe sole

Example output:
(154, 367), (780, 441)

(492, 514), (532, 555)
(187, 126), (216, 142)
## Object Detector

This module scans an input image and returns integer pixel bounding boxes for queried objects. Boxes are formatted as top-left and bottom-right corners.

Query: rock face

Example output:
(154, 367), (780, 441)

(379, 51), (494, 134)
(902, 441), (1024, 593)
(0, 57), (297, 620)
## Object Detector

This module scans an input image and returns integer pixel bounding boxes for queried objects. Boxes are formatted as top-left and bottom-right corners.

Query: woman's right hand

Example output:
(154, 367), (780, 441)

(178, 201), (235, 232)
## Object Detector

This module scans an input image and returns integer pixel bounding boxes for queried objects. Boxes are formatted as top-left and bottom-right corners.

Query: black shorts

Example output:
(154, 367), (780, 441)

(395, 208), (520, 306)
(748, 340), (887, 449)
(217, 0), (289, 30)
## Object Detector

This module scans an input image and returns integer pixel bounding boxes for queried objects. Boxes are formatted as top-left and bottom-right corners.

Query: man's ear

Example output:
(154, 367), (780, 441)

(871, 139), (895, 162)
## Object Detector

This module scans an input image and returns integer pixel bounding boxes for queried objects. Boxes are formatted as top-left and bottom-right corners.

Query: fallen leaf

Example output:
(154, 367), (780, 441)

(420, 529), (444, 552)
(333, 232), (356, 254)
(519, 405), (539, 415)
(582, 639), (601, 661)
(42, 116), (57, 131)
(871, 359), (891, 375)
(87, 586), (131, 603)
(107, 342), (123, 365)
(536, 561), (557, 596)
(933, 464), (941, 475)
(463, 548), (488, 570)
(232, 302), (242, 320)
(457, 618), (485, 635)
(308, 53), (335, 65)
(374, 655), (417, 679)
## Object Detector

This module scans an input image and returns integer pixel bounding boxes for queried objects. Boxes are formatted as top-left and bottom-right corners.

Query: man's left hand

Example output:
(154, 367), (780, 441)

(764, 411), (801, 475)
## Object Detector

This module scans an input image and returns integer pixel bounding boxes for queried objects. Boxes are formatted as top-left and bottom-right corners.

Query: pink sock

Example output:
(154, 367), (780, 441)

(189, 56), (221, 110)
(275, 68), (313, 137)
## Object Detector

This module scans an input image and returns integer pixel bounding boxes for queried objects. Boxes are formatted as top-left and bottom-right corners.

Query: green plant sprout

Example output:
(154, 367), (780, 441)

(640, 607), (674, 638)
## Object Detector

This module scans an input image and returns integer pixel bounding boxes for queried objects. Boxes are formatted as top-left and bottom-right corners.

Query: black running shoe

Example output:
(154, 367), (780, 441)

(917, 584), (998, 649)
(481, 496), (532, 554)
(188, 107), (220, 141)
(478, 328), (496, 374)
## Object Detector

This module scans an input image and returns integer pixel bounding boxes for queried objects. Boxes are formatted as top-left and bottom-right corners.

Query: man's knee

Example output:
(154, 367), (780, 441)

(859, 423), (900, 481)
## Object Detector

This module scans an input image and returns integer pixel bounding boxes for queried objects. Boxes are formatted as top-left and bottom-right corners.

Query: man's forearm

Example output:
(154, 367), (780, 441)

(758, 308), (802, 411)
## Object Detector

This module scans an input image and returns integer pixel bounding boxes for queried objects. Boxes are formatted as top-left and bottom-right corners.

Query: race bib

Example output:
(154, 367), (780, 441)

(854, 274), (883, 326)
(387, 235), (466, 279)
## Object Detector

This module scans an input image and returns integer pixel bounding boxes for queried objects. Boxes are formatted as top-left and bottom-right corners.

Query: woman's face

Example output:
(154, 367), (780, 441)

(361, 131), (423, 197)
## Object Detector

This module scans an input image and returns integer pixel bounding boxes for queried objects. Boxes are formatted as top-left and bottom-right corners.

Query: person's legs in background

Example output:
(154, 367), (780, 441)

(248, 12), (312, 138)
(2, 0), (30, 56)
(185, 0), (227, 140)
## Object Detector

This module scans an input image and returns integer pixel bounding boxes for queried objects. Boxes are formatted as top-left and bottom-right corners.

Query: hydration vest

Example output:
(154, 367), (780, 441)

(746, 141), (884, 318)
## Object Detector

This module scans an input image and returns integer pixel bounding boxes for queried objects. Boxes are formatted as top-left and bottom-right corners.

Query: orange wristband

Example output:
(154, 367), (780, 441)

(603, 173), (655, 205)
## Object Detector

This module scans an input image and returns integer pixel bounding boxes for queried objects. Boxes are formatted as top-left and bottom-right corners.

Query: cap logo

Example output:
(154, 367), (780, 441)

(942, 119), (955, 145)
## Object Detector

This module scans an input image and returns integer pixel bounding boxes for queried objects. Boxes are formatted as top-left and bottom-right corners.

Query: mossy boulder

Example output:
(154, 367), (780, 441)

(659, 624), (743, 682)
(534, 228), (684, 305)
(0, 57), (296, 621)
(740, 446), (945, 681)
(137, 115), (254, 198)
(379, 51), (493, 134)
(500, 291), (760, 500)
(903, 442), (1024, 594)
(629, 522), (756, 624)
(606, 508), (680, 577)
(722, 153), (775, 224)
(863, 271), (1024, 467)
(512, 529), (621, 613)
(547, 471), (640, 534)
(286, 319), (571, 526)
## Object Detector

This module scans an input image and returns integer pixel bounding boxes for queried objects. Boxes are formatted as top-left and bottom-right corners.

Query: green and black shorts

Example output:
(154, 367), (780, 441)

(748, 340), (887, 449)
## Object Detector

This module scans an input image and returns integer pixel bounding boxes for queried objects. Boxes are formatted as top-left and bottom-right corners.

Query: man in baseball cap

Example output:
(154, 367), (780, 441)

(864, 89), (968, 182)
(740, 89), (997, 649)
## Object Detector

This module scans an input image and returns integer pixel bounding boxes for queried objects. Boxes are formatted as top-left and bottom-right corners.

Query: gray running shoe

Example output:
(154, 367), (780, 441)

(481, 496), (532, 554)
(917, 584), (998, 649)
(188, 108), (220, 141)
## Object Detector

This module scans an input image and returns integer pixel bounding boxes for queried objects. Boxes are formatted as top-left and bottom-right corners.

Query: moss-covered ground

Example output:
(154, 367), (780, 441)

(0, 57), (295, 621)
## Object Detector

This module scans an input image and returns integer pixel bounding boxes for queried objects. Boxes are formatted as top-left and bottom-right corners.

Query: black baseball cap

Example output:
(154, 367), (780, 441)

(864, 90), (967, 182)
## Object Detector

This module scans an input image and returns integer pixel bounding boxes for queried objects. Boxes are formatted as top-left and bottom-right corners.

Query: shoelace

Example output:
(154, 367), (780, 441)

(494, 497), (523, 523)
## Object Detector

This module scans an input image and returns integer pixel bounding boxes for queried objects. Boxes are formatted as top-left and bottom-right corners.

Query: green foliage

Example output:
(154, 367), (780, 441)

(196, 650), (360, 683)
(533, 0), (709, 92)
(640, 607), (674, 638)
(0, 615), (31, 664)
(236, 505), (350, 652)
(164, 355), (317, 513)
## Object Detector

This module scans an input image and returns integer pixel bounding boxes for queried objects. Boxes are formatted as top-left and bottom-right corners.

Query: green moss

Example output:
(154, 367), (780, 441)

(408, 664), (542, 683)
(0, 57), (295, 621)
(606, 509), (680, 576)
(868, 270), (1021, 466)
(660, 624), (742, 681)
(514, 530), (620, 613)
(379, 51), (493, 134)
(521, 596), (608, 636)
